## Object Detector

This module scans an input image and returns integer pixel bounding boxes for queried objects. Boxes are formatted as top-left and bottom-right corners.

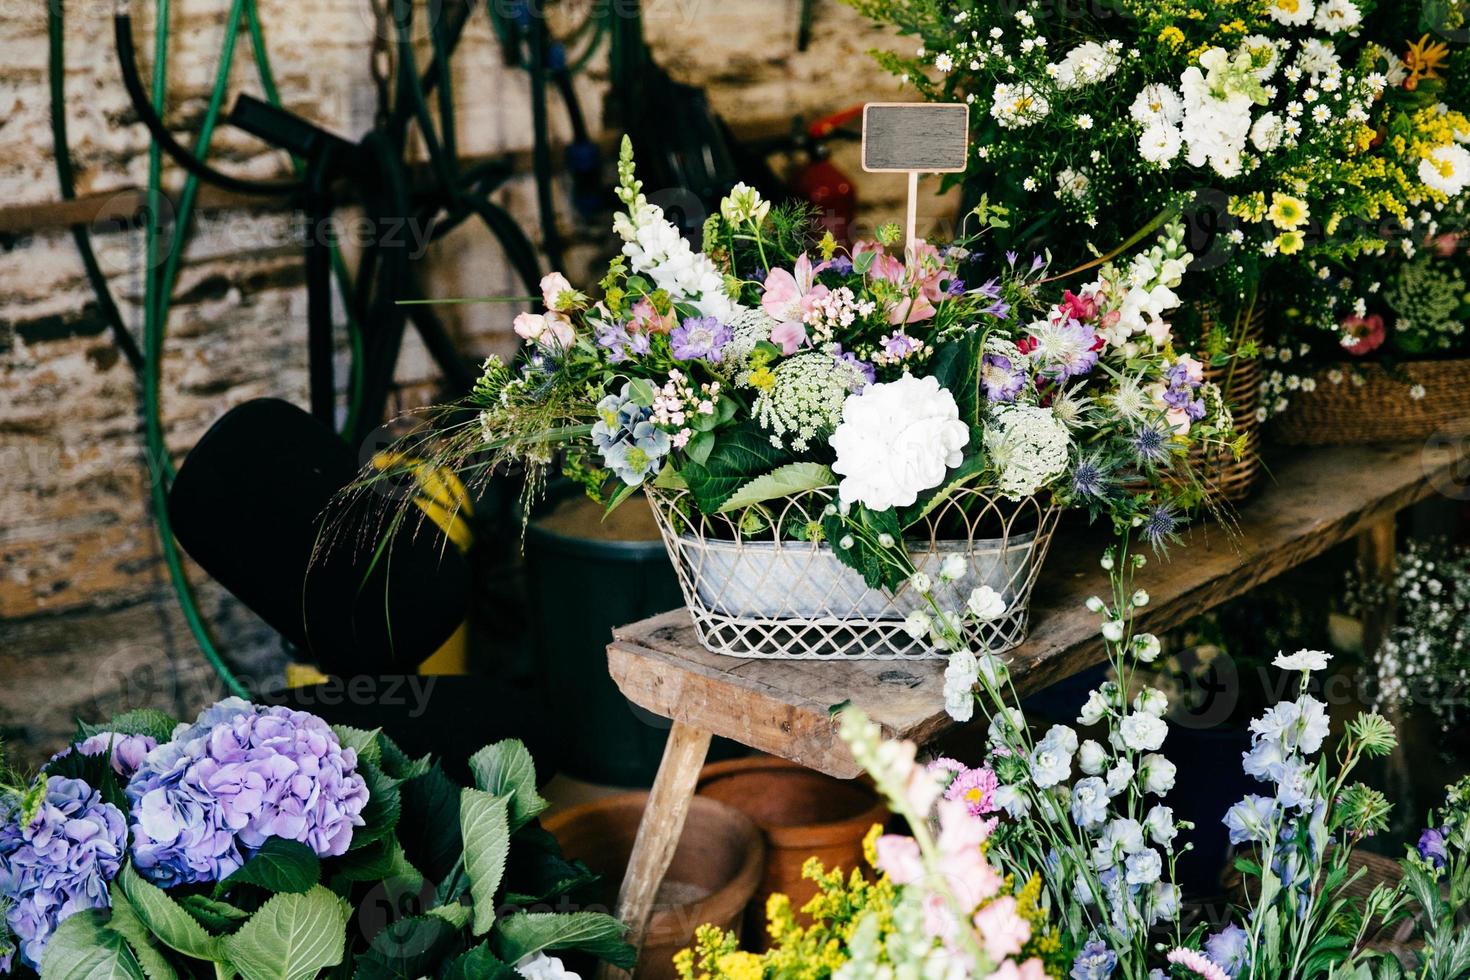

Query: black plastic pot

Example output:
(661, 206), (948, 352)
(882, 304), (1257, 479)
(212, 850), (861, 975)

(525, 486), (738, 786)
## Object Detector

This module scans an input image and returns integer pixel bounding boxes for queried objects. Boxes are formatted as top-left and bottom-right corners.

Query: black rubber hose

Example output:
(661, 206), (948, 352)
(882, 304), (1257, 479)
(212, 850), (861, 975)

(115, 10), (300, 197)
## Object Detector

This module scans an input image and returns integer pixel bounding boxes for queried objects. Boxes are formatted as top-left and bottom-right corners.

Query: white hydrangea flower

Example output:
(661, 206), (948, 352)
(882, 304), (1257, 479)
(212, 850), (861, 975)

(830, 375), (970, 511)
(983, 405), (1071, 500)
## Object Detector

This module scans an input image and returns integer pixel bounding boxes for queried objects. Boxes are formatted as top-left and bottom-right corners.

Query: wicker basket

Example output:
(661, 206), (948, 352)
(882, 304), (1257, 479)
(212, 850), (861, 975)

(1272, 358), (1470, 446)
(647, 487), (1059, 660)
(1194, 303), (1266, 503)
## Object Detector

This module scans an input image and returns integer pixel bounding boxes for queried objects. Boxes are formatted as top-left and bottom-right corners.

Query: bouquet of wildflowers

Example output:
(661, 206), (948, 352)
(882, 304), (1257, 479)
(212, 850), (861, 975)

(380, 139), (1237, 665)
(843, 0), (1470, 349)
(0, 700), (632, 979)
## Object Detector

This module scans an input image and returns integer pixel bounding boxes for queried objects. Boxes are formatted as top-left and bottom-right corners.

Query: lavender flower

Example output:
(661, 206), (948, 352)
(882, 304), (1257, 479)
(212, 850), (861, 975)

(1203, 924), (1250, 978)
(981, 353), (1026, 403)
(1418, 826), (1449, 870)
(50, 732), (158, 780)
(0, 777), (127, 970)
(126, 698), (370, 887)
(670, 316), (732, 362)
(1071, 938), (1117, 979)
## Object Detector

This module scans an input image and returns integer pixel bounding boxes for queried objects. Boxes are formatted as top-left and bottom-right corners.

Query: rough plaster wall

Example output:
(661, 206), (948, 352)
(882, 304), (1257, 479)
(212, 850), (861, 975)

(0, 0), (931, 761)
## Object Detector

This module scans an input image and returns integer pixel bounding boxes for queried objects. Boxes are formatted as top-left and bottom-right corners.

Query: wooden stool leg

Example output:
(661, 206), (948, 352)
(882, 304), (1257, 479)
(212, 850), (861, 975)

(1356, 515), (1396, 658)
(598, 722), (713, 980)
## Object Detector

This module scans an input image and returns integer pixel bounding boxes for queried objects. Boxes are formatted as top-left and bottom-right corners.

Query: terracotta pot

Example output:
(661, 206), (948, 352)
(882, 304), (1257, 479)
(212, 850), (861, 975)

(542, 793), (765, 980)
(697, 756), (889, 949)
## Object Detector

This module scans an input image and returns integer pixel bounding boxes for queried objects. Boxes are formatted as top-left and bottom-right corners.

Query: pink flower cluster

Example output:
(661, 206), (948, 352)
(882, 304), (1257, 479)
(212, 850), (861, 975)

(651, 370), (720, 449)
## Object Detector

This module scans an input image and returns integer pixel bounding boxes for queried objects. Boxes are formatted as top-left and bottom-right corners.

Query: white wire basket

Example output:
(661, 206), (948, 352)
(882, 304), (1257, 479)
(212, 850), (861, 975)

(646, 486), (1059, 660)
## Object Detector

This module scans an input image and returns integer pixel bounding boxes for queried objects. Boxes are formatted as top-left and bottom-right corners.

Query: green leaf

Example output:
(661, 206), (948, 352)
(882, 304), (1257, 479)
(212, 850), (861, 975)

(39, 909), (147, 980)
(353, 916), (464, 980)
(103, 890), (179, 980)
(716, 463), (834, 514)
(929, 332), (983, 426)
(821, 505), (906, 592)
(222, 886), (350, 980)
(652, 464), (688, 490)
(440, 944), (520, 980)
(331, 837), (421, 887)
(681, 422), (796, 514)
(491, 912), (634, 971)
(330, 726), (382, 768)
(351, 761), (402, 851)
(626, 377), (655, 407)
(460, 789), (512, 936)
(685, 430), (716, 465)
(220, 839), (321, 896)
(467, 741), (548, 833)
(376, 734), (430, 782)
(176, 895), (250, 934)
(119, 865), (226, 962)
(426, 903), (472, 931)
(502, 826), (598, 907)
(398, 765), (463, 885)
(80, 710), (179, 743)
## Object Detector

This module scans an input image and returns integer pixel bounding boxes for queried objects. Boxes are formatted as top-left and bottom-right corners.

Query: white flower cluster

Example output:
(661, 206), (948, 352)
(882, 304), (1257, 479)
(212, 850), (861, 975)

(830, 375), (970, 510)
(1047, 40), (1120, 90)
(755, 352), (869, 452)
(990, 81), (1050, 129)
(982, 405), (1071, 500)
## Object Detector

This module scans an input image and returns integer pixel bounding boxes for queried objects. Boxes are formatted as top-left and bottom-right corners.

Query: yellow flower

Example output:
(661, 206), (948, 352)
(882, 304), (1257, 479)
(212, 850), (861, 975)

(1405, 33), (1451, 91)
(714, 952), (764, 980)
(1158, 26), (1185, 50)
(1267, 193), (1310, 230)
(818, 231), (839, 262)
(1275, 230), (1305, 254)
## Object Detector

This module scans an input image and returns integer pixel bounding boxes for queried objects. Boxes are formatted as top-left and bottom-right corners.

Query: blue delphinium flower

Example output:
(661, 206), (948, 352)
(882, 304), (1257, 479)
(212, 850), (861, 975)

(1223, 794), (1278, 845)
(1204, 923), (1250, 978)
(1070, 938), (1117, 980)
(592, 384), (671, 486)
(0, 777), (127, 971)
(127, 698), (370, 887)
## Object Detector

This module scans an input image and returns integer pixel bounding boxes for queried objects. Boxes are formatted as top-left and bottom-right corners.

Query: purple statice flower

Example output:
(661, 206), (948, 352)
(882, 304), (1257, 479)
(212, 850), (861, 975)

(126, 698), (370, 887)
(832, 346), (876, 387)
(1028, 318), (1100, 381)
(981, 353), (1026, 403)
(826, 255), (854, 276)
(1071, 938), (1118, 980)
(1204, 923), (1250, 977)
(1418, 826), (1450, 870)
(669, 316), (733, 363)
(0, 777), (127, 971)
(50, 732), (158, 781)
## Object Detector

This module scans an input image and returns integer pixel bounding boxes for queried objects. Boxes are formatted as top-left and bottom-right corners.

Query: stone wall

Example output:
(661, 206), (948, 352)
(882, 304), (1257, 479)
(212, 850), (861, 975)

(0, 0), (960, 761)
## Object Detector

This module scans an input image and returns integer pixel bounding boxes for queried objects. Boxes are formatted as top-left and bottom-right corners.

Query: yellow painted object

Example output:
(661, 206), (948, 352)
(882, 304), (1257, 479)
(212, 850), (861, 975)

(286, 456), (474, 687)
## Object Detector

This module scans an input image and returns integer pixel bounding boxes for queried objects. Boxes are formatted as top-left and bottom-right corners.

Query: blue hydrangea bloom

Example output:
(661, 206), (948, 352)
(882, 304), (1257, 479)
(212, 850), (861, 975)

(0, 777), (127, 971)
(126, 698), (369, 887)
(50, 732), (158, 780)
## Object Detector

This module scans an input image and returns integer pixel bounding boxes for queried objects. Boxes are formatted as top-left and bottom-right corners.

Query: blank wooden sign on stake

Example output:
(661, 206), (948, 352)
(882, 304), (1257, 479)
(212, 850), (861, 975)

(861, 102), (970, 254)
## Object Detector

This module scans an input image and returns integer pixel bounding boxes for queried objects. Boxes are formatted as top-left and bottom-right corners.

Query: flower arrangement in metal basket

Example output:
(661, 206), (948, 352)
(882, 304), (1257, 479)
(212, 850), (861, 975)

(368, 139), (1240, 678)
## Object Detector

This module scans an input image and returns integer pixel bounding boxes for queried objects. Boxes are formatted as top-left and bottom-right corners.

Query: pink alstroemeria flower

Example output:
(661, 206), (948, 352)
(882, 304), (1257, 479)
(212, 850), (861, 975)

(859, 240), (941, 325)
(629, 297), (675, 335)
(762, 252), (829, 353)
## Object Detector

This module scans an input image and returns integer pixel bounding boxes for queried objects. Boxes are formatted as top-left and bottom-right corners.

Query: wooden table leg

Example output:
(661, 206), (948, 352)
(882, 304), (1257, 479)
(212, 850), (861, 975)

(598, 721), (713, 980)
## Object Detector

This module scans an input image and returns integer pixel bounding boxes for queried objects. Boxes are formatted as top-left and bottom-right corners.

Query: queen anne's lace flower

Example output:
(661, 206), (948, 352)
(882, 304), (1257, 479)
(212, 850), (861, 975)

(127, 698), (370, 887)
(756, 352), (868, 451)
(829, 375), (970, 510)
(983, 405), (1071, 500)
(0, 777), (127, 970)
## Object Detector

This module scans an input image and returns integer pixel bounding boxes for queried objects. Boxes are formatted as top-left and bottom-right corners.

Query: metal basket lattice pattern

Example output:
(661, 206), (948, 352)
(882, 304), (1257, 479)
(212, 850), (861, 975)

(647, 487), (1059, 659)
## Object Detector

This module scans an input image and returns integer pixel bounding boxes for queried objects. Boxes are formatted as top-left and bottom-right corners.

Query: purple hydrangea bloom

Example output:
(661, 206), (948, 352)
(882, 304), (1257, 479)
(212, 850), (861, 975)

(1418, 826), (1449, 870)
(669, 317), (733, 362)
(126, 698), (370, 887)
(1204, 923), (1250, 977)
(1070, 938), (1117, 980)
(0, 777), (127, 971)
(50, 732), (158, 781)
(981, 353), (1026, 403)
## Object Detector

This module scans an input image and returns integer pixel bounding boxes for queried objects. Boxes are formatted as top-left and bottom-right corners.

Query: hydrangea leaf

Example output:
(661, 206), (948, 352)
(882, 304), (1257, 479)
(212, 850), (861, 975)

(175, 895), (250, 934)
(351, 760), (403, 851)
(221, 886), (349, 980)
(426, 903), (472, 931)
(376, 733), (431, 782)
(716, 463), (835, 514)
(398, 765), (463, 885)
(78, 710), (179, 744)
(38, 908), (147, 980)
(100, 889), (178, 980)
(682, 422), (797, 514)
(119, 865), (226, 962)
(330, 836), (421, 888)
(352, 915), (464, 980)
(467, 741), (548, 833)
(501, 824), (598, 907)
(460, 788), (512, 936)
(219, 838), (320, 896)
(490, 911), (635, 971)
(330, 725), (382, 768)
(440, 943), (520, 980)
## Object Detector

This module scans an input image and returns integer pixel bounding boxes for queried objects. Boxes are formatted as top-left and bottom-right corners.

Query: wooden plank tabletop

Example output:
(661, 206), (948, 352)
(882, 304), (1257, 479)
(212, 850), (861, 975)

(607, 440), (1470, 778)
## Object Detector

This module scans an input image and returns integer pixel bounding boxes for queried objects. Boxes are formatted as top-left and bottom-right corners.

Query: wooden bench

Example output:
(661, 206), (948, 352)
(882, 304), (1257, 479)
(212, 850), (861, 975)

(598, 439), (1470, 977)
